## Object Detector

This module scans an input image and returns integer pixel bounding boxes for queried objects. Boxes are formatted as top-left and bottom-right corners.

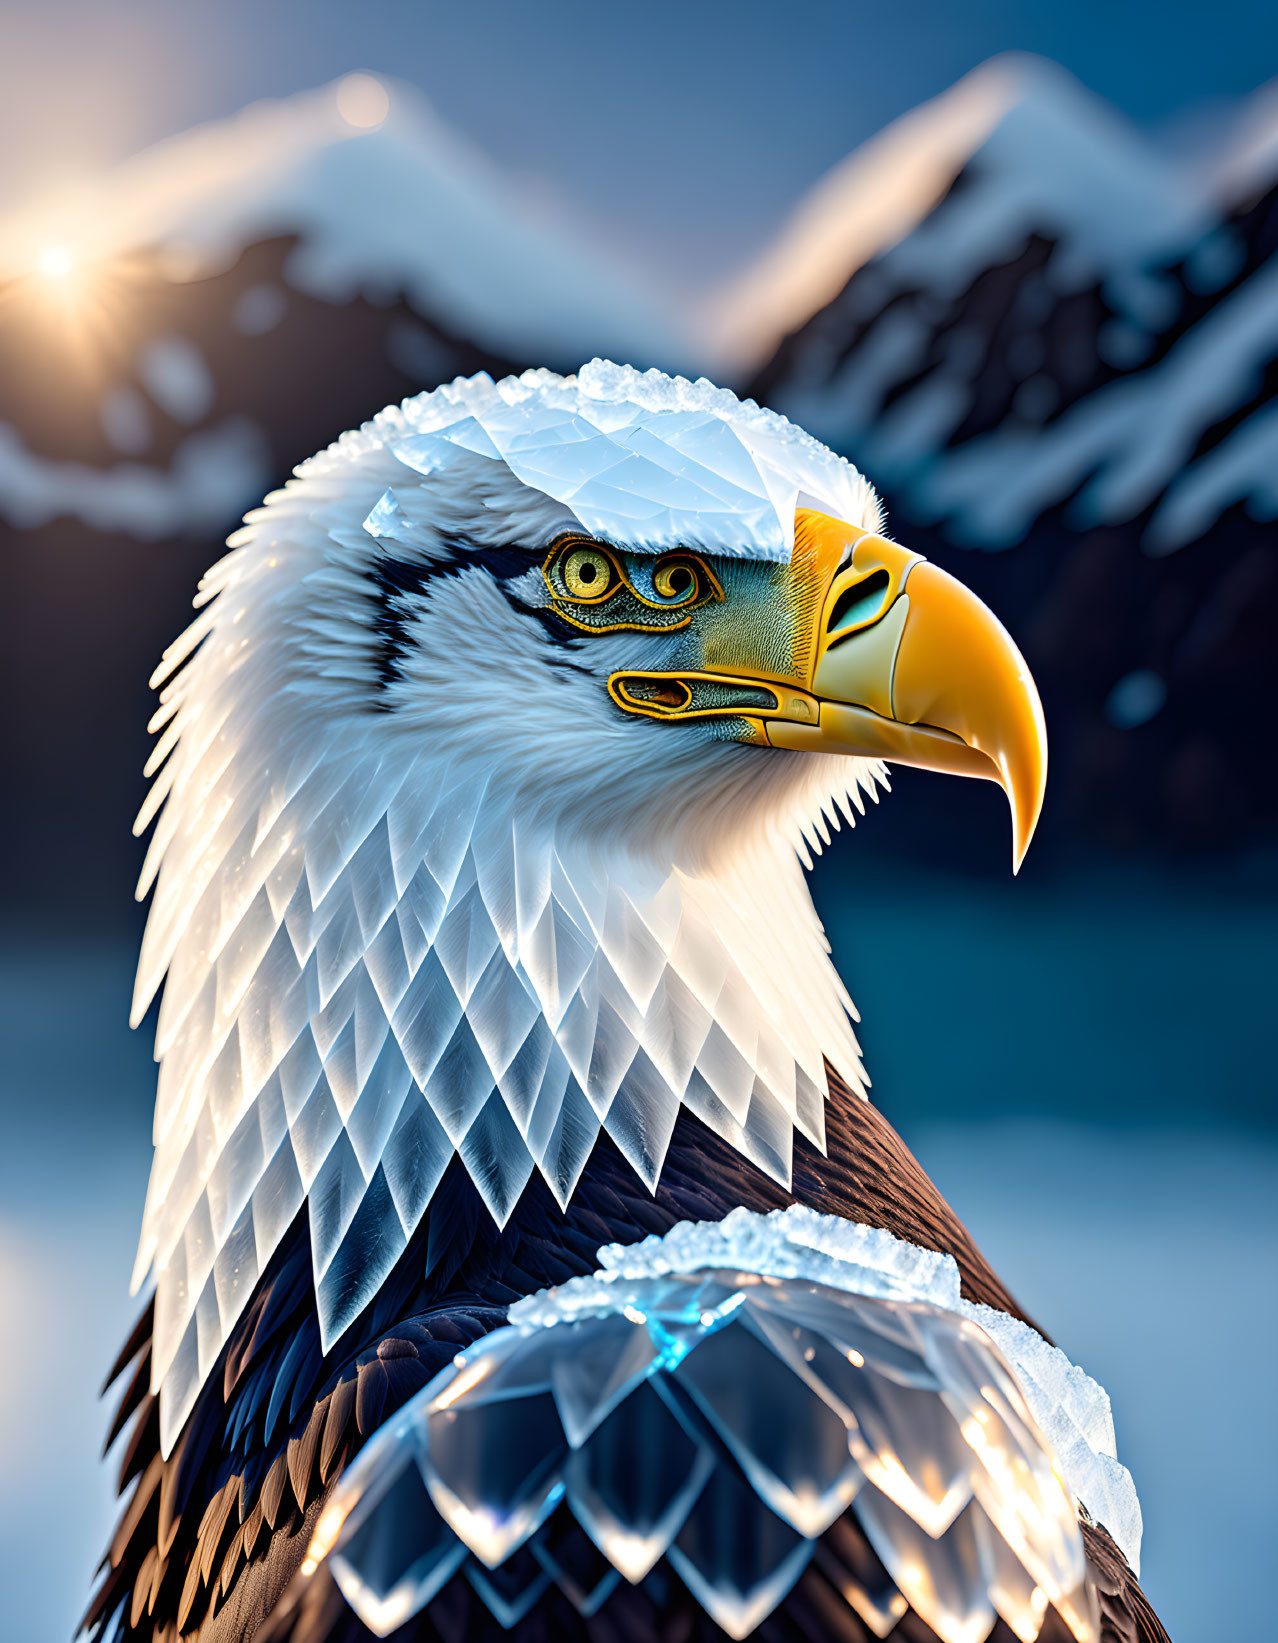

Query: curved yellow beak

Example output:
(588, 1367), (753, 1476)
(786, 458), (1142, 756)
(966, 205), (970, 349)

(609, 510), (1048, 872)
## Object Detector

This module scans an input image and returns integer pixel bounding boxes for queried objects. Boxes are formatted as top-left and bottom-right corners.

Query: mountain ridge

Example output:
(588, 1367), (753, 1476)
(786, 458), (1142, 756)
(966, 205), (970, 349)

(0, 75), (690, 372)
(708, 54), (1202, 372)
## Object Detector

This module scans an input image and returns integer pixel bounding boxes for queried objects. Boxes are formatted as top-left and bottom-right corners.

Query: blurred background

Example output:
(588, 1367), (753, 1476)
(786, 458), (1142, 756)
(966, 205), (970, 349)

(1, 3), (1275, 1639)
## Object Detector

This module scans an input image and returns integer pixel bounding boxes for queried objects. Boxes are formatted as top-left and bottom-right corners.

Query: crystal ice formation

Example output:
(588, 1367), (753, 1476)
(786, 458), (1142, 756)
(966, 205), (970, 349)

(304, 1213), (1111, 1643)
(386, 359), (883, 560)
(518, 1206), (1142, 1574)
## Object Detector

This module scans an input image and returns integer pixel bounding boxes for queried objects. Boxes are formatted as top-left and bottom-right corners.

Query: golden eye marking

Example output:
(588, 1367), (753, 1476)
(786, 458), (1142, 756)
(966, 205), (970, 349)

(541, 536), (721, 633)
(649, 553), (722, 608)
(654, 561), (692, 600)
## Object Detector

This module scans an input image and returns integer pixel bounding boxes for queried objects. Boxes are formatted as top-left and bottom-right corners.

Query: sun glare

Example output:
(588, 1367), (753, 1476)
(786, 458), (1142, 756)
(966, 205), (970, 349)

(10, 240), (139, 383)
(39, 246), (74, 279)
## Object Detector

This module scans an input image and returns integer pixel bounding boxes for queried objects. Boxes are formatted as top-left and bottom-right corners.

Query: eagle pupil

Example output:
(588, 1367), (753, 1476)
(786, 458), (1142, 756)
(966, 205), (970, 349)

(668, 566), (692, 595)
(579, 562), (598, 584)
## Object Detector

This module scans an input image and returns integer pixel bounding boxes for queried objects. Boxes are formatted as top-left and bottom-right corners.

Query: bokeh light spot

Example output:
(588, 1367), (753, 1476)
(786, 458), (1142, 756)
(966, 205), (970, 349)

(336, 73), (389, 130)
(1104, 669), (1167, 729)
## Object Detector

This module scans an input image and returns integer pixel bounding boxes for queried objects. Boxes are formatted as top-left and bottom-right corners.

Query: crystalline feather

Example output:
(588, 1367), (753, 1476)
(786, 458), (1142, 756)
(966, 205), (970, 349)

(129, 362), (883, 1454)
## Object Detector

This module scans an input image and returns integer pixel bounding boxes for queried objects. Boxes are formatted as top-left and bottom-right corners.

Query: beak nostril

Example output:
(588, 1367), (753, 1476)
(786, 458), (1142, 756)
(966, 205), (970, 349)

(621, 677), (691, 711)
(611, 673), (780, 719)
(828, 569), (891, 640)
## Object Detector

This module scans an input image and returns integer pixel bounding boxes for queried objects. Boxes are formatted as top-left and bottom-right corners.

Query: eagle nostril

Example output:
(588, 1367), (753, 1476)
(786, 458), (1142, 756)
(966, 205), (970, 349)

(621, 677), (692, 711)
(828, 569), (891, 640)
(640, 680), (689, 709)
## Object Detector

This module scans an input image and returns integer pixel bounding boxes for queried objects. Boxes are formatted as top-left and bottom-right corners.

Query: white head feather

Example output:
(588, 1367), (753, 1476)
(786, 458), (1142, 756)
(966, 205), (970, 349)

(130, 361), (888, 1452)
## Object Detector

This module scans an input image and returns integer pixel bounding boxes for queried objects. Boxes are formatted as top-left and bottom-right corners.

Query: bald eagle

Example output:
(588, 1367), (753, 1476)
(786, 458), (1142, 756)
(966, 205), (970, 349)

(85, 363), (1165, 1643)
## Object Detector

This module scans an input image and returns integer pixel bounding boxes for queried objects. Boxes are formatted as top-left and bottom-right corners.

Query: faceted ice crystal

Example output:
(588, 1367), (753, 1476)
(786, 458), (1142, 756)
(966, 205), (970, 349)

(328, 1458), (467, 1638)
(578, 1208), (1139, 1576)
(855, 1490), (996, 1643)
(836, 1349), (977, 1537)
(675, 1317), (861, 1537)
(386, 363), (879, 562)
(547, 1317), (659, 1447)
(421, 1390), (567, 1569)
(564, 1379), (713, 1584)
(972, 1500), (1056, 1642)
(361, 488), (426, 549)
(667, 1461), (815, 1640)
(814, 1515), (909, 1640)
(529, 1517), (622, 1616)
(464, 1552), (552, 1629)
(307, 1209), (1116, 1643)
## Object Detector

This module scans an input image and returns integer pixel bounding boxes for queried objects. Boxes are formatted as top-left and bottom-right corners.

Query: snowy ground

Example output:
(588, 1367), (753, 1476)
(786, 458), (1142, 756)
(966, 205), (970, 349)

(1, 892), (1274, 1641)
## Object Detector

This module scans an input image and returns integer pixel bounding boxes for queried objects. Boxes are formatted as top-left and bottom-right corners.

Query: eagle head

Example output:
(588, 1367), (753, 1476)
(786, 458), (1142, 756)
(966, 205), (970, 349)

(131, 361), (1046, 1451)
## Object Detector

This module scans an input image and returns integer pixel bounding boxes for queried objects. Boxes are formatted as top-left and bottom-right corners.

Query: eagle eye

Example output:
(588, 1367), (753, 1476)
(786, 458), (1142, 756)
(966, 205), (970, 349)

(542, 537), (719, 634)
(562, 546), (618, 601)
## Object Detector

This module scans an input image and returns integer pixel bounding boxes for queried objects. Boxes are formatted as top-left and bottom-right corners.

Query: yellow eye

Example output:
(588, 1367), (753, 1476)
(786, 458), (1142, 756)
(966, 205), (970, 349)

(652, 557), (700, 604)
(562, 546), (616, 600)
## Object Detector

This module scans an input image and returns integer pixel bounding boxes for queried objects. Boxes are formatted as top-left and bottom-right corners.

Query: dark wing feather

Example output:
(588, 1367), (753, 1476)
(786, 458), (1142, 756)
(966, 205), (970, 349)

(1082, 1524), (1172, 1643)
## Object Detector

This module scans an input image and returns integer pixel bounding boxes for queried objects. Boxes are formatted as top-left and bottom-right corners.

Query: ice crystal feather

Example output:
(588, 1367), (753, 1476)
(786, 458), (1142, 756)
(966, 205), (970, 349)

(130, 363), (888, 1453)
(307, 1210), (1126, 1642)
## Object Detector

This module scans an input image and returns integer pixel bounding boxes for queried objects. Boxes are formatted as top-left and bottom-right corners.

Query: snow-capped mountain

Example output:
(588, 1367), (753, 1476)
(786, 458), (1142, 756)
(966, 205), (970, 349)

(734, 56), (1277, 851)
(731, 53), (1278, 559)
(0, 75), (693, 541)
(712, 56), (1201, 375)
(0, 76), (683, 370)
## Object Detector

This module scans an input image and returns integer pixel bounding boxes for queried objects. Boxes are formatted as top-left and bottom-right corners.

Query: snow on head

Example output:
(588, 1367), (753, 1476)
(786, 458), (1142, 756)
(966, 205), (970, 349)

(364, 360), (883, 560)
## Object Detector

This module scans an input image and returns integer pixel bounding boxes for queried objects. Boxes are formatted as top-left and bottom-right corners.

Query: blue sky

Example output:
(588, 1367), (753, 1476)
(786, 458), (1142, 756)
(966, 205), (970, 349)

(2, 0), (1275, 287)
